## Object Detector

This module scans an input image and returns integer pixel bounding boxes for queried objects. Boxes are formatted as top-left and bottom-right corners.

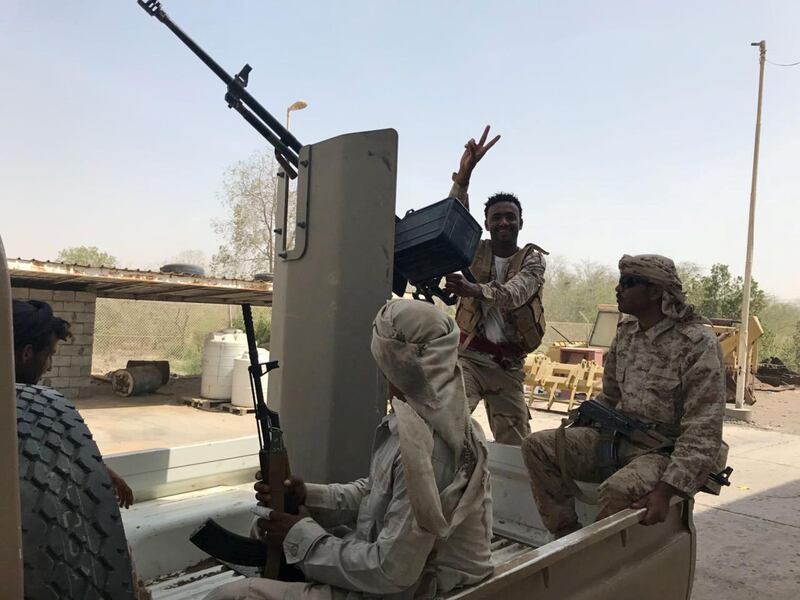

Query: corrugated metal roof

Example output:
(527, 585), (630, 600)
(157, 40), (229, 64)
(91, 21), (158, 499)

(9, 258), (272, 306)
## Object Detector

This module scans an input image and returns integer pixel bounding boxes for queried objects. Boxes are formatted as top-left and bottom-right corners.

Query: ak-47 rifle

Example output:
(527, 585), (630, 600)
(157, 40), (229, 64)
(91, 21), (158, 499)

(189, 304), (301, 580)
(574, 400), (733, 494)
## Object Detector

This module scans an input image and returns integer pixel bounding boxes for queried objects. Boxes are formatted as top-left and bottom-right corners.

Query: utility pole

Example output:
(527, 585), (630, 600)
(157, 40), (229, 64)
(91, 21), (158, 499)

(734, 40), (766, 414)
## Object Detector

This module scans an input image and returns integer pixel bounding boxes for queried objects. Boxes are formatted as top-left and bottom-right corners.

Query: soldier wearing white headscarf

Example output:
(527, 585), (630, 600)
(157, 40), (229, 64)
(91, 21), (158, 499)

(206, 300), (493, 600)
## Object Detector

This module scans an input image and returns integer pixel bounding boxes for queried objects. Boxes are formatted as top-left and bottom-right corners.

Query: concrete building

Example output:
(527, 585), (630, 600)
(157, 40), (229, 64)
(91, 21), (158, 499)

(10, 259), (272, 399)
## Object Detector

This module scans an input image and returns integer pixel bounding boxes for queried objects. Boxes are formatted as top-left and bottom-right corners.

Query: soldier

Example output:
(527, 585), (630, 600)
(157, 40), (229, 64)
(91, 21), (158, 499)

(444, 126), (547, 445)
(13, 299), (134, 509)
(205, 299), (493, 600)
(521, 254), (726, 538)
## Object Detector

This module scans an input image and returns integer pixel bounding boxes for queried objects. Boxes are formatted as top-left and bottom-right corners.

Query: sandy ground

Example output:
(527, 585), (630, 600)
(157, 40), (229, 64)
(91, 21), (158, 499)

(748, 386), (800, 435)
(76, 377), (254, 454)
(77, 381), (800, 599)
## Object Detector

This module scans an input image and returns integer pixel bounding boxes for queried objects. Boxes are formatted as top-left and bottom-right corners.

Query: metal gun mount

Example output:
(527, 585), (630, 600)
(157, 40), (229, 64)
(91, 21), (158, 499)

(137, 0), (303, 178)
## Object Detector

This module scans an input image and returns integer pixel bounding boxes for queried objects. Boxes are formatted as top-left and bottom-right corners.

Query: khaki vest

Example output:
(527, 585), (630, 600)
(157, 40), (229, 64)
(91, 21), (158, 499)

(455, 240), (547, 354)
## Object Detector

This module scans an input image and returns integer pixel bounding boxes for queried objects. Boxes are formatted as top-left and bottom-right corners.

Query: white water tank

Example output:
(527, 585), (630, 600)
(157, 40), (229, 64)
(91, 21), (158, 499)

(231, 348), (270, 408)
(200, 329), (248, 400)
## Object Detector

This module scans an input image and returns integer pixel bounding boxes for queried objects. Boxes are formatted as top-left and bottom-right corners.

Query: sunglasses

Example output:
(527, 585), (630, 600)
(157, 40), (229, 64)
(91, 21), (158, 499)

(618, 275), (652, 289)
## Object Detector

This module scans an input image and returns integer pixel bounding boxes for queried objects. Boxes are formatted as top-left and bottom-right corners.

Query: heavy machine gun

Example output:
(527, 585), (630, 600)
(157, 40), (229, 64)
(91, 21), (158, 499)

(137, 0), (482, 305)
(137, 0), (302, 178)
(137, 0), (300, 575)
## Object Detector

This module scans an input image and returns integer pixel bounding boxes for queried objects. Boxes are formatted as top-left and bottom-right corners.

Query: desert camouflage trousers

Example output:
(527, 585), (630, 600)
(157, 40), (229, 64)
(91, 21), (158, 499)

(460, 349), (531, 446)
(521, 427), (671, 537)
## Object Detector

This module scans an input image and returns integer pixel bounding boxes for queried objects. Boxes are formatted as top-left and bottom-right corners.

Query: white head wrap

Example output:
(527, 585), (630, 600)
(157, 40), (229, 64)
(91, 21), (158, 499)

(371, 299), (490, 537)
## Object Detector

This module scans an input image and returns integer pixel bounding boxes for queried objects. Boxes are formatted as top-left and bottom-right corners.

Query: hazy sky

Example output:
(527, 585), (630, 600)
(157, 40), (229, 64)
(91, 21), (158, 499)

(2, 1), (798, 299)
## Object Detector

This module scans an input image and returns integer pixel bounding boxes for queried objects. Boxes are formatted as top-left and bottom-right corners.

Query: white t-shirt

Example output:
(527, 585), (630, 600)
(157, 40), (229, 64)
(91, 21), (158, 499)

(481, 255), (511, 344)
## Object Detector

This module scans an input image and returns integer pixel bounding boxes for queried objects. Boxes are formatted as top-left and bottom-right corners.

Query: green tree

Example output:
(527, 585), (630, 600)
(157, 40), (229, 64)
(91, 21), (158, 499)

(209, 151), (297, 277)
(56, 246), (117, 267)
(757, 301), (800, 364)
(692, 263), (766, 320)
(788, 321), (800, 371)
(543, 259), (617, 322)
(211, 151), (277, 278)
(231, 314), (271, 349)
(676, 261), (703, 307)
(210, 151), (296, 278)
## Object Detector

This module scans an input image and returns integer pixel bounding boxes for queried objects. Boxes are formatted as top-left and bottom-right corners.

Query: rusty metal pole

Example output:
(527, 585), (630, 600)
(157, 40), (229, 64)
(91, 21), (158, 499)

(735, 41), (766, 411)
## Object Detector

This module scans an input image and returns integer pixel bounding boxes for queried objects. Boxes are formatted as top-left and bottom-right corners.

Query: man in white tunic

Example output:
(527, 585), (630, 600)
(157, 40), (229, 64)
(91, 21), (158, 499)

(205, 299), (493, 599)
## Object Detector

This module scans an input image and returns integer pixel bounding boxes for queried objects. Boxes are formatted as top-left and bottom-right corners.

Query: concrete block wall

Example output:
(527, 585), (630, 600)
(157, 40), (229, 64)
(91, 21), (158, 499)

(11, 287), (97, 399)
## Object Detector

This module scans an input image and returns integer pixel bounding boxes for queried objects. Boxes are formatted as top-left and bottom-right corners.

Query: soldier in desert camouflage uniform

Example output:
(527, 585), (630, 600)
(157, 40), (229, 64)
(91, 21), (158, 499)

(522, 254), (726, 537)
(444, 126), (547, 445)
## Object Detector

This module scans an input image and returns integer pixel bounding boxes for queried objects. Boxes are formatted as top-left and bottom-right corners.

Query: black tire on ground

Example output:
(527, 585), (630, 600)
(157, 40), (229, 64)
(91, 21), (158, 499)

(16, 384), (136, 600)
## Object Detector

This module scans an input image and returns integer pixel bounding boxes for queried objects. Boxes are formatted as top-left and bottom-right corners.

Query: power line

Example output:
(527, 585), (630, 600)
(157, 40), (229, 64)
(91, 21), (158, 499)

(766, 59), (800, 67)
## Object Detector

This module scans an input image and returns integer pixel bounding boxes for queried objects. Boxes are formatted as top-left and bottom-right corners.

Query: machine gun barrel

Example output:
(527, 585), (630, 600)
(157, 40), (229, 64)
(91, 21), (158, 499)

(137, 0), (302, 172)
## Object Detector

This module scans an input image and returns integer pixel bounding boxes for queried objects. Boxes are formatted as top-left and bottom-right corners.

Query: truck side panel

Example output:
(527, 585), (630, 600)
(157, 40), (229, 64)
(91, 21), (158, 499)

(449, 500), (695, 600)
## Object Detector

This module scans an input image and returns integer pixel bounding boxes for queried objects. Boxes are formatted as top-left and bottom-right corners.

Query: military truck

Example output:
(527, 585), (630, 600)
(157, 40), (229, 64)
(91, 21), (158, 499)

(1, 129), (698, 599)
(0, 2), (701, 596)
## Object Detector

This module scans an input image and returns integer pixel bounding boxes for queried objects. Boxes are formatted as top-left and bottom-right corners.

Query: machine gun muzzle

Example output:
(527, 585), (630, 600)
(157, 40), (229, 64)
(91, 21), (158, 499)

(137, 0), (302, 177)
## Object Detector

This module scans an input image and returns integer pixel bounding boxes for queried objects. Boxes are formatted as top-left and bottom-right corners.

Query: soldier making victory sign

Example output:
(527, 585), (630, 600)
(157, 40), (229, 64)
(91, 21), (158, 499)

(444, 126), (548, 445)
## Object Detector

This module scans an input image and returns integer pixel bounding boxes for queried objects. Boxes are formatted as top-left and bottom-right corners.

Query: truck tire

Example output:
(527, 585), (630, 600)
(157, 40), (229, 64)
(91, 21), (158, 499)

(16, 384), (136, 600)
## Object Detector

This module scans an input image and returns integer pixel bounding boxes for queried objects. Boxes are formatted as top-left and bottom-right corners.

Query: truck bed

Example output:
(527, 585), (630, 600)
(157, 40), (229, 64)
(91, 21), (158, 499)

(122, 440), (695, 600)
(149, 565), (241, 600)
(147, 536), (537, 599)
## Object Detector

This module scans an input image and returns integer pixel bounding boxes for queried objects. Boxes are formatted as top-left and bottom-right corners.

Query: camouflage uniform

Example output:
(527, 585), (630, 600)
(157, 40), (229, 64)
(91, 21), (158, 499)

(449, 180), (546, 445)
(523, 299), (726, 537)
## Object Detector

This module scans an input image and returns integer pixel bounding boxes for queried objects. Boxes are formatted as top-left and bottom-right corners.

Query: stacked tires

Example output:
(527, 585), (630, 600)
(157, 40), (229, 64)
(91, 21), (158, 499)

(16, 384), (136, 599)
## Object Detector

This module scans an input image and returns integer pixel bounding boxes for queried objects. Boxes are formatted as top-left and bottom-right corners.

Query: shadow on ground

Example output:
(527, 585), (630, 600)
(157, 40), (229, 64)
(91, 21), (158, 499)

(693, 478), (800, 600)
